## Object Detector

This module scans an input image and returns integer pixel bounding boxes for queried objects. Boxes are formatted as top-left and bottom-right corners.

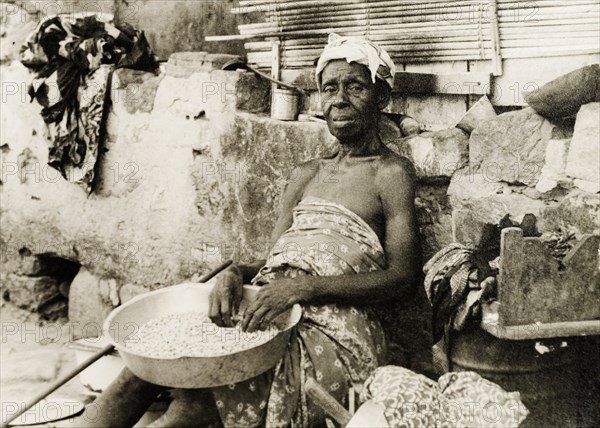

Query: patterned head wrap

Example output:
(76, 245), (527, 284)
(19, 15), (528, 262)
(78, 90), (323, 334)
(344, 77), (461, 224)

(316, 33), (396, 90)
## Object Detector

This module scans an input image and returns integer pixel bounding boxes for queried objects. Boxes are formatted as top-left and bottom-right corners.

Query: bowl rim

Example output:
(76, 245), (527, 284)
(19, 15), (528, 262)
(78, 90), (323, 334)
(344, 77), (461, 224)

(102, 282), (302, 360)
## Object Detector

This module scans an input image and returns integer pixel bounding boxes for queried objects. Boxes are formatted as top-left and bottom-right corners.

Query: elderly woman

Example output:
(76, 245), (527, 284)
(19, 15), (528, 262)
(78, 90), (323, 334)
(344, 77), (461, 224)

(79, 34), (424, 428)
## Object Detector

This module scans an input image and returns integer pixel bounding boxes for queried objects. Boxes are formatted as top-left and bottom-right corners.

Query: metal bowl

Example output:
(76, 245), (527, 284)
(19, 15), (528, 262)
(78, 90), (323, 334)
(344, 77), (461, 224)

(103, 281), (302, 388)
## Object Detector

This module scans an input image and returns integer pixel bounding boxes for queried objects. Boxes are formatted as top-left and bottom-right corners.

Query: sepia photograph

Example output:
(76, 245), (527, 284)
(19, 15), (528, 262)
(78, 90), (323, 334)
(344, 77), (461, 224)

(0, 1), (598, 427)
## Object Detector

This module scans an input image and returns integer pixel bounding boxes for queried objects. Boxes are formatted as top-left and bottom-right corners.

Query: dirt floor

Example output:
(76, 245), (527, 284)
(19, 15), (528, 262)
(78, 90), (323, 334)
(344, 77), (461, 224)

(0, 301), (171, 427)
(0, 301), (95, 427)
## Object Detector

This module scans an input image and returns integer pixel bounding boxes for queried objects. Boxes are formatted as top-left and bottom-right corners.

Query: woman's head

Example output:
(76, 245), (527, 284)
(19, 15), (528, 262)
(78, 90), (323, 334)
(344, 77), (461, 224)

(315, 35), (395, 144)
(319, 60), (391, 143)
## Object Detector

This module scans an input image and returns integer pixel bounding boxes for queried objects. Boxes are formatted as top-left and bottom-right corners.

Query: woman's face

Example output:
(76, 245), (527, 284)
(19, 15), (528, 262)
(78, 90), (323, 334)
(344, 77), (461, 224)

(320, 60), (384, 144)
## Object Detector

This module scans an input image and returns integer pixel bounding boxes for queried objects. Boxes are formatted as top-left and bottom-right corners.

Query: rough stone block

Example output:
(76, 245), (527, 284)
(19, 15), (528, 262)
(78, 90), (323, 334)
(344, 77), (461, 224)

(450, 194), (548, 246)
(235, 72), (271, 114)
(0, 250), (47, 277)
(3, 274), (60, 312)
(415, 185), (453, 260)
(119, 283), (150, 304)
(524, 64), (600, 119)
(536, 137), (572, 194)
(542, 190), (600, 236)
(469, 107), (573, 187)
(166, 52), (245, 77)
(452, 209), (486, 247)
(112, 68), (163, 115)
(456, 95), (497, 134)
(154, 70), (241, 117)
(0, 3), (38, 64)
(15, 256), (45, 276)
(390, 128), (469, 180)
(68, 268), (115, 338)
(393, 94), (467, 131)
(453, 188), (600, 243)
(448, 168), (506, 200)
(98, 277), (120, 307)
(573, 179), (600, 194)
(565, 103), (600, 188)
(39, 298), (68, 321)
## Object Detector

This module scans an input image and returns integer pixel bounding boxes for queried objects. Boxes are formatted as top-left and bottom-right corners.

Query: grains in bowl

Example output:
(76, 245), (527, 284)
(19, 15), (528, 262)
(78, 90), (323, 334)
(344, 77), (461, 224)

(124, 310), (280, 358)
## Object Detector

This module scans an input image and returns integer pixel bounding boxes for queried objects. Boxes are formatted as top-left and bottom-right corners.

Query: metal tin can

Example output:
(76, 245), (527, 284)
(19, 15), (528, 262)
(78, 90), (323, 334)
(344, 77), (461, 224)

(271, 88), (299, 121)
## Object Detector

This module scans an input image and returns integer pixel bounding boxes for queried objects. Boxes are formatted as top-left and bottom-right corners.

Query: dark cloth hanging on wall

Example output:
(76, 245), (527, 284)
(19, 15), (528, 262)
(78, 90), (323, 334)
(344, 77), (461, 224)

(20, 14), (158, 193)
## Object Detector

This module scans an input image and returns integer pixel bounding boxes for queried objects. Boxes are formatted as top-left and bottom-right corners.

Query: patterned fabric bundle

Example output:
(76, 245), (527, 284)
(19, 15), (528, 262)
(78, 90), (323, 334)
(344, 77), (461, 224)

(423, 243), (480, 343)
(423, 213), (558, 344)
(212, 197), (388, 427)
(20, 14), (158, 192)
(361, 366), (529, 427)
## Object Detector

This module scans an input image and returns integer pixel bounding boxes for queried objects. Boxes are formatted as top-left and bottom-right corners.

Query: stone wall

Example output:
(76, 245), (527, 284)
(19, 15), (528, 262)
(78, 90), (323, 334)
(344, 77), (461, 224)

(0, 52), (337, 330)
(1, 4), (598, 331)
(451, 105), (599, 244)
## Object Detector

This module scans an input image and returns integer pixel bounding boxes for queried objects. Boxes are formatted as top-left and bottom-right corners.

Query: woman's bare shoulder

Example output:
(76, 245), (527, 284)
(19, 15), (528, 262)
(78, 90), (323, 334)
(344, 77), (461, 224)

(377, 150), (417, 185)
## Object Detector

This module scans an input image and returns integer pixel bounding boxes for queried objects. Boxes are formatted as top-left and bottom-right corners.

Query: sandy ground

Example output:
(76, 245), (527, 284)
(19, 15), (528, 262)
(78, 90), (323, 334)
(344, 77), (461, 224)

(0, 302), (171, 427)
(0, 302), (96, 427)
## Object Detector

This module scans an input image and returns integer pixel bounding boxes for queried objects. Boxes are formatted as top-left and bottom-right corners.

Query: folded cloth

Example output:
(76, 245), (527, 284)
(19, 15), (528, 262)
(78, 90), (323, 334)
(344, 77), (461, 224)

(315, 33), (396, 90)
(423, 244), (478, 342)
(361, 366), (529, 428)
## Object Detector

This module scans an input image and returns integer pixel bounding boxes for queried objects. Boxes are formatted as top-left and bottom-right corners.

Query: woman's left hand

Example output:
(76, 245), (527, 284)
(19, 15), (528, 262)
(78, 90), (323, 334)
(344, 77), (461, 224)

(242, 279), (307, 333)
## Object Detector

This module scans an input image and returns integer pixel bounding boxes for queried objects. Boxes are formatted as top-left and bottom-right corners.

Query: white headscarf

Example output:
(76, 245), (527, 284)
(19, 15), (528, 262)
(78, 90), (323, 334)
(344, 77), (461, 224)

(315, 33), (396, 90)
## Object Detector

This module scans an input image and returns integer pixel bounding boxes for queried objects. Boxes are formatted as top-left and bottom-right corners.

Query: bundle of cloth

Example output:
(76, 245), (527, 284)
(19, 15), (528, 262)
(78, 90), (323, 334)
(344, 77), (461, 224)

(20, 14), (158, 192)
(361, 366), (529, 427)
(423, 214), (546, 344)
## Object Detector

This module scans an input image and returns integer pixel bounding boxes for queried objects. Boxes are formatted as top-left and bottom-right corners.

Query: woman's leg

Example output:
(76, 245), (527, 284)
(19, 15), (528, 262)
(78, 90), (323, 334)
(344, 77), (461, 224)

(146, 389), (222, 428)
(77, 368), (165, 427)
(211, 371), (274, 427)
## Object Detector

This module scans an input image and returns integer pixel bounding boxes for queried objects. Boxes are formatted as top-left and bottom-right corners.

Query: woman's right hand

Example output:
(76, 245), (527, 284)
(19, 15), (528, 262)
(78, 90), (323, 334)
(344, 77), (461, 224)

(208, 265), (244, 327)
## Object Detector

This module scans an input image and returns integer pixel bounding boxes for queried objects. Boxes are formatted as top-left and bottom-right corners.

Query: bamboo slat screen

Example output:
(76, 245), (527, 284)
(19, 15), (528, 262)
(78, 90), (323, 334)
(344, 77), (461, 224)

(233, 0), (600, 69)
